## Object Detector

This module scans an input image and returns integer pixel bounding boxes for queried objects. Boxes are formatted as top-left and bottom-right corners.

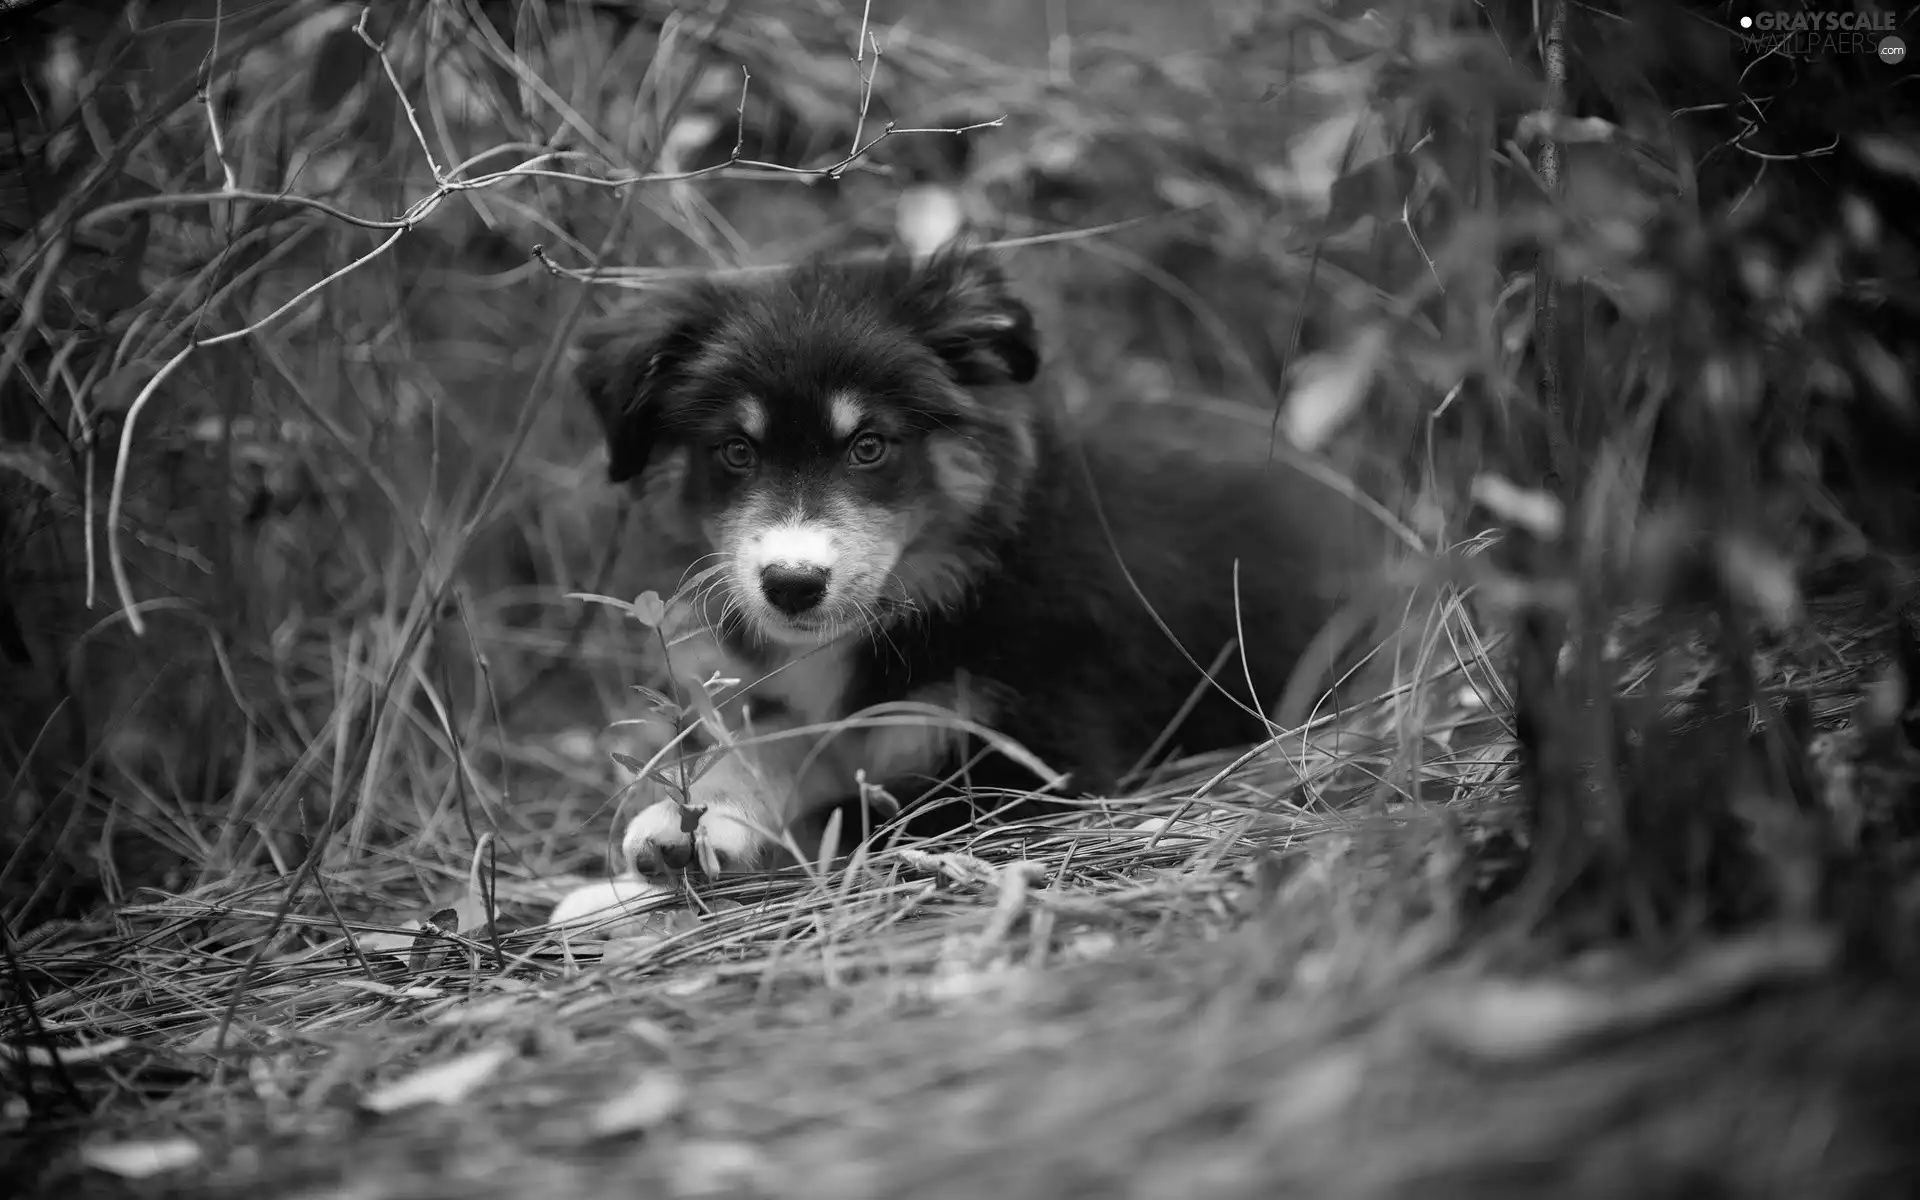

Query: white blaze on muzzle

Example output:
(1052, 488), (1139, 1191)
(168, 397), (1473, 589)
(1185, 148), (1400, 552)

(748, 521), (839, 577)
(742, 519), (841, 632)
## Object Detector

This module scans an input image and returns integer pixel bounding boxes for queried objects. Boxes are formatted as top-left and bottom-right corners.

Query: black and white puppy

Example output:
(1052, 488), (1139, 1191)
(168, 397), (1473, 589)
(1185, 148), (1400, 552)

(575, 246), (1380, 875)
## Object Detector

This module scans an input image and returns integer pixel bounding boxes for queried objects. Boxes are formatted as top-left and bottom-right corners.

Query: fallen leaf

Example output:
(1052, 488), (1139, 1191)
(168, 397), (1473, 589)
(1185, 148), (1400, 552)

(80, 1138), (202, 1178)
(588, 1071), (688, 1137)
(2, 1036), (130, 1067)
(670, 1140), (770, 1197)
(1068, 931), (1118, 960)
(1417, 926), (1835, 1064)
(623, 1018), (676, 1055)
(333, 979), (443, 1000)
(431, 995), (528, 1026)
(895, 848), (1001, 888)
(1263, 1050), (1366, 1130)
(408, 920), (453, 974)
(358, 1044), (515, 1115)
(1132, 815), (1230, 846)
(660, 971), (716, 998)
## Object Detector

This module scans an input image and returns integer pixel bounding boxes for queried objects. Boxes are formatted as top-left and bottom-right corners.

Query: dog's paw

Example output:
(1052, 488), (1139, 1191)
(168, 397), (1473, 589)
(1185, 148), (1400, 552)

(621, 796), (783, 878)
(548, 876), (673, 937)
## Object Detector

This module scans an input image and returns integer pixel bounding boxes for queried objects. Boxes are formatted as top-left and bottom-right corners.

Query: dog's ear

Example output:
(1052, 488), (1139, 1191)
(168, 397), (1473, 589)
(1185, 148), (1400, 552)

(573, 293), (715, 484)
(892, 246), (1039, 386)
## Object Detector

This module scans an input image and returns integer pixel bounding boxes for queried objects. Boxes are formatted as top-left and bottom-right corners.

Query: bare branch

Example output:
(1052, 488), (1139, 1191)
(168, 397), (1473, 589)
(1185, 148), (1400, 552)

(355, 6), (443, 180)
(849, 0), (879, 158)
(533, 205), (1218, 289)
(732, 66), (751, 161)
(199, 0), (239, 193)
(1534, 0), (1571, 496)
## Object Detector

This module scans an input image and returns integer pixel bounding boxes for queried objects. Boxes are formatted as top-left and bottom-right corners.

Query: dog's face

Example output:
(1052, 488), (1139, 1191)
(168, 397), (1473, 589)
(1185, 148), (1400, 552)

(576, 248), (1041, 649)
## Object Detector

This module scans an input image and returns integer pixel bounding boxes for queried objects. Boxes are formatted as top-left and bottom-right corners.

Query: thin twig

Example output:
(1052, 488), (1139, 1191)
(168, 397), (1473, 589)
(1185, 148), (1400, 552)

(849, 0), (879, 157)
(199, 0), (239, 193)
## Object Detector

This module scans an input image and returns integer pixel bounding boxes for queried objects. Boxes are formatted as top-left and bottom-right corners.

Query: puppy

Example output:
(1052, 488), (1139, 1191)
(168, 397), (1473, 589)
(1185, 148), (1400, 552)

(575, 246), (1381, 876)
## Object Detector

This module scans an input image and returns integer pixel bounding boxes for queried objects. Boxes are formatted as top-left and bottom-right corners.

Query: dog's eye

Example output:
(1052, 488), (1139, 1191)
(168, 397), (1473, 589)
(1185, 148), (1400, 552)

(717, 437), (758, 472)
(847, 432), (890, 467)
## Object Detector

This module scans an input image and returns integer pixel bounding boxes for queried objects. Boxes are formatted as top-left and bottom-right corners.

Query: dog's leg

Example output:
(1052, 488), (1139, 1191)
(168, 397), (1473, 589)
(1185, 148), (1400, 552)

(619, 691), (973, 874)
(621, 727), (903, 876)
(622, 679), (1059, 874)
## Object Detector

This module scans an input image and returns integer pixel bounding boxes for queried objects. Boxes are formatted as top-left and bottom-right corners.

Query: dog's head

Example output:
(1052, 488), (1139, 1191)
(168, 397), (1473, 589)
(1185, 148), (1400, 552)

(575, 247), (1041, 649)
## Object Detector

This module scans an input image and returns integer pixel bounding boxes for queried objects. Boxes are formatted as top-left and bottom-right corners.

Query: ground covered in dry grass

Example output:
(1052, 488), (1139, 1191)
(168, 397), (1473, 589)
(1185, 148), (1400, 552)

(21, 921), (1920, 1200)
(7, 0), (1920, 1195)
(11, 581), (1920, 1198)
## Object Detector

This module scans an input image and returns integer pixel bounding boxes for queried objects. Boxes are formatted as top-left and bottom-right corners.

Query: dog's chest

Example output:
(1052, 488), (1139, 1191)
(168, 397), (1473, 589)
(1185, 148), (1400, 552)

(750, 640), (860, 728)
(663, 625), (970, 787)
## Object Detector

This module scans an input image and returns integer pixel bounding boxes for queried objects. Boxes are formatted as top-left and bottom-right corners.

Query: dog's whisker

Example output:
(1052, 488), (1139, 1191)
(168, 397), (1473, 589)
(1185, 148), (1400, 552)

(675, 552), (728, 590)
(865, 603), (911, 671)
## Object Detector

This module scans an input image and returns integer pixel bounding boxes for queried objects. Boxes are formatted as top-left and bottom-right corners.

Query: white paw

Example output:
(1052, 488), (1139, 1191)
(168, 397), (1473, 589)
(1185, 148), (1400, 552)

(548, 876), (673, 937)
(621, 790), (785, 878)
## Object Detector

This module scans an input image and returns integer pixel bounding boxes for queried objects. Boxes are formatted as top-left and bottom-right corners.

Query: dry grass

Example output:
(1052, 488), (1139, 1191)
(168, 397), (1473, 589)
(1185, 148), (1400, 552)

(8, 619), (1911, 1198)
(5, 0), (1920, 1195)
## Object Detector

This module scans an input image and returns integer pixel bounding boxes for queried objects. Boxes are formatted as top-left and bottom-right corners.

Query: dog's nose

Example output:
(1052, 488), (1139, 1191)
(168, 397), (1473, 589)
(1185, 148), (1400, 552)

(760, 565), (830, 615)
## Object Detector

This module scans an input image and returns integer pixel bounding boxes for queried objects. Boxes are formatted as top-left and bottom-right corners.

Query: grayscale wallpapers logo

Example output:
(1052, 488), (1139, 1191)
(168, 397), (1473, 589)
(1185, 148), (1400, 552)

(1737, 8), (1906, 61)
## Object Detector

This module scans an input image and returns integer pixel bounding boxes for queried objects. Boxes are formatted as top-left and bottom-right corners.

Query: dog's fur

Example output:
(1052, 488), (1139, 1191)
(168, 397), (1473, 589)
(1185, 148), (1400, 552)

(575, 247), (1381, 875)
